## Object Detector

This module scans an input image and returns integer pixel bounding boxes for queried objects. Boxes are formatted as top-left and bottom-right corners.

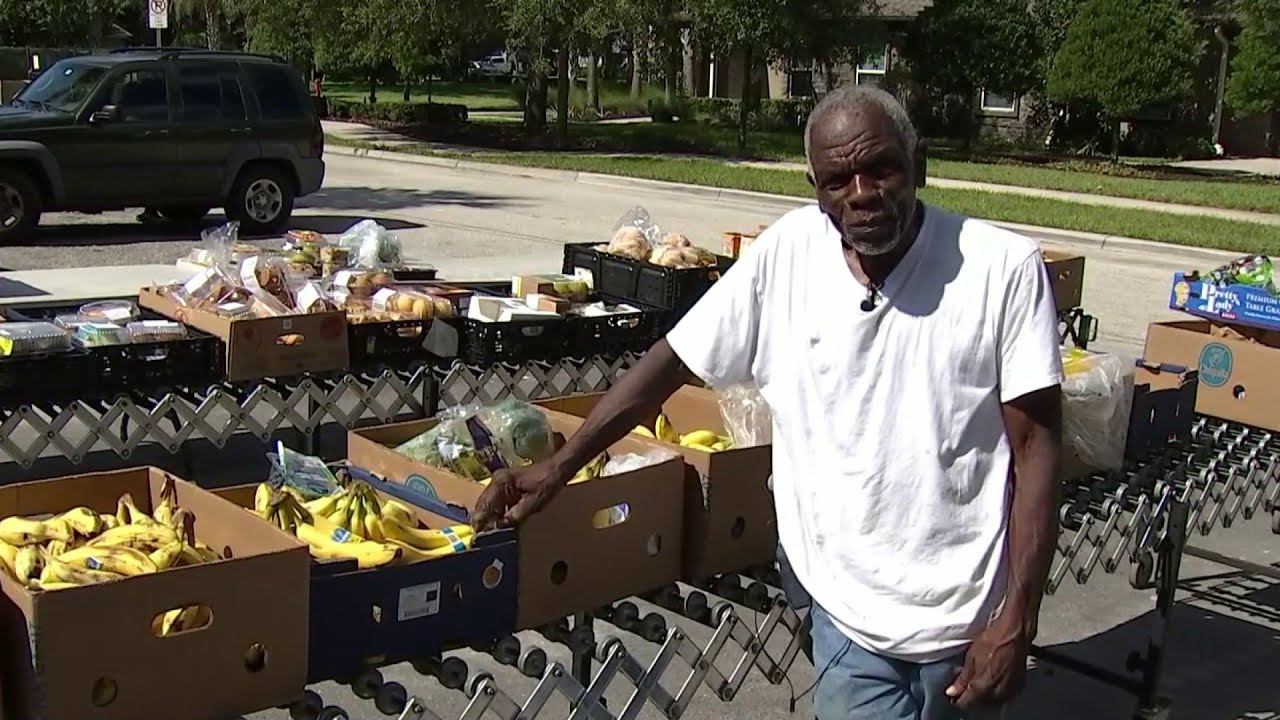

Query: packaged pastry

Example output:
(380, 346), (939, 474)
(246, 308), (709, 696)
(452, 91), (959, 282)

(332, 269), (394, 298)
(80, 299), (139, 324)
(126, 320), (188, 343)
(371, 288), (437, 319)
(0, 322), (73, 356)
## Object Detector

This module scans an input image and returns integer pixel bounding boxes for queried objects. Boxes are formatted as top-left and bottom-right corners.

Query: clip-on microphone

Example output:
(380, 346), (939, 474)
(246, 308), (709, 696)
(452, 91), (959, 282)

(860, 283), (880, 312)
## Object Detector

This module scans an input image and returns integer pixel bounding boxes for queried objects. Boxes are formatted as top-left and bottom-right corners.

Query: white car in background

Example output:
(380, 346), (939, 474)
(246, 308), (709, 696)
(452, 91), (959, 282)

(468, 51), (522, 80)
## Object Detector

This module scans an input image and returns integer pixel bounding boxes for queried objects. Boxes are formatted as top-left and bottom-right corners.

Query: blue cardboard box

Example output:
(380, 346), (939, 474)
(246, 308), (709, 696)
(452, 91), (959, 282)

(216, 483), (517, 684)
(1169, 272), (1280, 332)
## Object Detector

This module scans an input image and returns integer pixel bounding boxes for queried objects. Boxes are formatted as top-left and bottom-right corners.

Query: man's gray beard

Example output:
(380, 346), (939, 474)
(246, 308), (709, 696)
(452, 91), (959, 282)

(845, 229), (905, 256)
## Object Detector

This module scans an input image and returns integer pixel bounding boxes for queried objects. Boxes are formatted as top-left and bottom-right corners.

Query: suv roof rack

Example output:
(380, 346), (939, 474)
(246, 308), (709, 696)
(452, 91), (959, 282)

(107, 47), (285, 63)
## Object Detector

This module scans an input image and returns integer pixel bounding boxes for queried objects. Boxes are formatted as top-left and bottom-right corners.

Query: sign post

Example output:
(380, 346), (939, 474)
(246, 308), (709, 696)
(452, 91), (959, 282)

(148, 0), (168, 47)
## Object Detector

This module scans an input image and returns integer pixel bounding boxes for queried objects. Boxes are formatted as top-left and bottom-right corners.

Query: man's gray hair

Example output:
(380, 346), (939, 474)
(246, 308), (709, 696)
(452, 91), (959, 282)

(803, 85), (919, 175)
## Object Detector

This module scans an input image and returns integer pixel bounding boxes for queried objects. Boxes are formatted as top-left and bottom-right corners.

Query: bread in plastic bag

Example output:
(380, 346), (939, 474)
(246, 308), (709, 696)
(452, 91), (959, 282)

(339, 219), (404, 269)
(715, 384), (773, 448)
(394, 398), (556, 481)
(1061, 349), (1135, 471)
(199, 221), (239, 272)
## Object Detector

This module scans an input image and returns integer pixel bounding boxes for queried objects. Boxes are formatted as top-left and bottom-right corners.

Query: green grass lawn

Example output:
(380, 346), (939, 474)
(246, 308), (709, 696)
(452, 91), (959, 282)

(325, 80), (522, 111)
(395, 118), (1280, 215)
(327, 135), (1280, 254)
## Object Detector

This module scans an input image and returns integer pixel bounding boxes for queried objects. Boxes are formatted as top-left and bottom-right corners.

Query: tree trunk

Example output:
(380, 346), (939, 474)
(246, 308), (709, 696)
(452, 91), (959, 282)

(630, 39), (643, 99)
(203, 0), (221, 49)
(368, 76), (377, 105)
(1110, 119), (1121, 162)
(427, 76), (434, 103)
(663, 28), (680, 103)
(556, 44), (571, 145)
(403, 80), (411, 104)
(525, 64), (547, 135)
(586, 51), (600, 112)
(737, 47), (753, 151)
(682, 33), (696, 97)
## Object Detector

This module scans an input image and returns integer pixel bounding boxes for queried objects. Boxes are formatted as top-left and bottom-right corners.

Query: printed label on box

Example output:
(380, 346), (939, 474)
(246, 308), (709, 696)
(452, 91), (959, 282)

(1197, 342), (1233, 388)
(398, 581), (441, 621)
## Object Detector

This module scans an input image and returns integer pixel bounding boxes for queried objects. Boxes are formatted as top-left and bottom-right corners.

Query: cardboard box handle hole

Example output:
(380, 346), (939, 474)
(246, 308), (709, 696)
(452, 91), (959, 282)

(245, 642), (268, 673)
(150, 603), (213, 638)
(91, 677), (118, 707)
(276, 333), (306, 346)
(590, 502), (630, 529)
(550, 560), (568, 585)
(1233, 384), (1246, 399)
(646, 534), (662, 556)
(730, 517), (746, 539)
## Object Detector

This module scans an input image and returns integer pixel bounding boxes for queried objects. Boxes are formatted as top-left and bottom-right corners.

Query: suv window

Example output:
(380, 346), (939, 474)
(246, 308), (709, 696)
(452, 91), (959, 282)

(14, 60), (105, 113)
(244, 64), (303, 120)
(179, 64), (246, 122)
(100, 69), (170, 123)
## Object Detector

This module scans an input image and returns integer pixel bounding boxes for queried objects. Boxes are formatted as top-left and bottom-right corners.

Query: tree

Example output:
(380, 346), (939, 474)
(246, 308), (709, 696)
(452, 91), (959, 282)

(173, 0), (226, 49)
(900, 0), (1043, 143)
(1047, 0), (1200, 158)
(1226, 0), (1280, 121)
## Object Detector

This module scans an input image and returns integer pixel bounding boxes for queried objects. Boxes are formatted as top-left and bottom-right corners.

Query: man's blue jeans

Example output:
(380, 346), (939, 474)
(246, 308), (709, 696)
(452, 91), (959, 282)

(778, 545), (1005, 720)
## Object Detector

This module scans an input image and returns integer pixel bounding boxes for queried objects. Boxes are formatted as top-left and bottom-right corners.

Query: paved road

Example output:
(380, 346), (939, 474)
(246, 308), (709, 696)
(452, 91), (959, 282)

(0, 152), (1274, 720)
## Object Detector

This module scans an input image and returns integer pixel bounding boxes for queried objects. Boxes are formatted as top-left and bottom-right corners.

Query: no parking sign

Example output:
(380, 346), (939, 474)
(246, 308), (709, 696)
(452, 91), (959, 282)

(148, 0), (168, 29)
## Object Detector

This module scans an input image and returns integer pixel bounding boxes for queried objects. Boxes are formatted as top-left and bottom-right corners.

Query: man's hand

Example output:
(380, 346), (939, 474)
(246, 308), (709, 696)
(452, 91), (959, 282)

(945, 614), (1031, 710)
(471, 461), (572, 531)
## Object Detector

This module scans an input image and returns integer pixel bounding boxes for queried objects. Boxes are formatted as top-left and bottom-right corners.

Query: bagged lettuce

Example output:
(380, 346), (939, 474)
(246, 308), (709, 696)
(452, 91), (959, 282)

(394, 398), (557, 481)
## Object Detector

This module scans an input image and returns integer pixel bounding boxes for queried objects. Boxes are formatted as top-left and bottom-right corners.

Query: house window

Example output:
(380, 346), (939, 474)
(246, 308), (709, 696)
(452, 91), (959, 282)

(980, 89), (1018, 114)
(854, 46), (888, 87)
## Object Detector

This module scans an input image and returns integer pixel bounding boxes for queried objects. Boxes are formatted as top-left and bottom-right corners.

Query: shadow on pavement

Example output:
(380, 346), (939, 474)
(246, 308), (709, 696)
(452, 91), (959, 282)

(1011, 570), (1280, 720)
(19, 212), (424, 247)
(299, 186), (524, 211)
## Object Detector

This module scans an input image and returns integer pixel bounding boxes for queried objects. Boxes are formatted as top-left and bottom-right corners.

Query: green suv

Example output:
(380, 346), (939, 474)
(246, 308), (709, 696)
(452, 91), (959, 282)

(0, 47), (325, 242)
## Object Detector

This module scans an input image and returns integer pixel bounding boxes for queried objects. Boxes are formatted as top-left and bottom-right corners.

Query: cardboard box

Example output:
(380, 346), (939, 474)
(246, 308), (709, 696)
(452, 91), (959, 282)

(1168, 272), (1280, 333)
(1143, 320), (1280, 431)
(1125, 361), (1198, 459)
(537, 385), (775, 580)
(215, 483), (518, 684)
(0, 468), (309, 720)
(347, 410), (685, 629)
(1043, 250), (1086, 312)
(139, 286), (350, 382)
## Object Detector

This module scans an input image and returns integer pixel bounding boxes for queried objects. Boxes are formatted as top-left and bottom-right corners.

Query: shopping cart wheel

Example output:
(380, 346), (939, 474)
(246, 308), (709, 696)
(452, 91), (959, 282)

(317, 706), (349, 720)
(519, 646), (548, 678)
(491, 635), (520, 666)
(375, 681), (408, 715)
(351, 668), (384, 699)
(289, 690), (323, 720)
(438, 656), (469, 690)
(641, 613), (667, 642)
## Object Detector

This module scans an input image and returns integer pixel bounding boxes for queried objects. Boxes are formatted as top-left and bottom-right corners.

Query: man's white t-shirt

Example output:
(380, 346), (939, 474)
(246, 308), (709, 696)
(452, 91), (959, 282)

(666, 203), (1064, 663)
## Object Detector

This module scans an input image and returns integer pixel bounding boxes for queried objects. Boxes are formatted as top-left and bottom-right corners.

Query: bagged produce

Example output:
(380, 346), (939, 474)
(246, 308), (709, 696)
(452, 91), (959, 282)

(394, 399), (557, 481)
(1061, 349), (1135, 471)
(714, 383), (773, 448)
(339, 219), (403, 269)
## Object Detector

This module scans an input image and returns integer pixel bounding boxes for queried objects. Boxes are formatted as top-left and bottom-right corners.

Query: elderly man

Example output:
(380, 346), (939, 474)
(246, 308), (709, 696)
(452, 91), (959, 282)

(475, 85), (1063, 720)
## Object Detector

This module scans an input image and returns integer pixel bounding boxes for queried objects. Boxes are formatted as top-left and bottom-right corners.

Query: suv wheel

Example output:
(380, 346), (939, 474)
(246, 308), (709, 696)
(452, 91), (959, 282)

(0, 168), (42, 244)
(226, 165), (294, 235)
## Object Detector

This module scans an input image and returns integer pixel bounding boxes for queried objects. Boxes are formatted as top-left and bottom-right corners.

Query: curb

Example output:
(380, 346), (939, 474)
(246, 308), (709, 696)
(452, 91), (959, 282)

(325, 142), (1245, 262)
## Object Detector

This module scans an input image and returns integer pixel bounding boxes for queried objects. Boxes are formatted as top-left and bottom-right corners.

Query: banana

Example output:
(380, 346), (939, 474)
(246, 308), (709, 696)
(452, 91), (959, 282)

(348, 497), (366, 537)
(99, 513), (119, 531)
(253, 483), (273, 518)
(328, 494), (353, 531)
(685, 442), (718, 453)
(117, 494), (156, 526)
(57, 507), (103, 537)
(0, 540), (18, 578)
(380, 499), (417, 525)
(170, 508), (195, 544)
(302, 491), (342, 518)
(46, 539), (68, 556)
(631, 424), (655, 439)
(148, 541), (185, 571)
(569, 453), (608, 484)
(193, 543), (222, 563)
(361, 497), (386, 543)
(14, 545), (42, 584)
(296, 522), (400, 569)
(382, 517), (473, 551)
(177, 545), (206, 566)
(655, 414), (679, 443)
(388, 538), (472, 563)
(154, 477), (177, 527)
(36, 581), (78, 591)
(158, 607), (184, 635)
(679, 430), (720, 447)
(0, 516), (72, 546)
(39, 556), (122, 586)
(88, 523), (179, 552)
(60, 545), (157, 576)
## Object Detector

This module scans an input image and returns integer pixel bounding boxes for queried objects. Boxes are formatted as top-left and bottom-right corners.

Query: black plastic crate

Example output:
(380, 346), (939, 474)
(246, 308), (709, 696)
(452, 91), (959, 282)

(391, 266), (440, 283)
(562, 243), (734, 322)
(347, 318), (432, 370)
(452, 315), (571, 367)
(7, 300), (222, 393)
(0, 348), (98, 404)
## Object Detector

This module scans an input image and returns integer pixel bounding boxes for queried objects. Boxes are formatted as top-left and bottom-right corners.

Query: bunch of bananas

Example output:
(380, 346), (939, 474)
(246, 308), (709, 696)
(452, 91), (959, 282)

(252, 480), (474, 570)
(632, 413), (735, 452)
(0, 477), (221, 610)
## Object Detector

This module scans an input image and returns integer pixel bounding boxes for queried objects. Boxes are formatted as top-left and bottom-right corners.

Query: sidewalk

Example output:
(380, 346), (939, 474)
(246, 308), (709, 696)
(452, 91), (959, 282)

(322, 121), (1280, 227)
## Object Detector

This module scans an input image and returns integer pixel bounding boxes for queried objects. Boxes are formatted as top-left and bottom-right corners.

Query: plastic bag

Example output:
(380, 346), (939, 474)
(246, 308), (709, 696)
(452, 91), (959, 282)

(394, 399), (556, 481)
(1061, 349), (1135, 471)
(199, 221), (239, 272)
(602, 448), (679, 477)
(267, 441), (340, 500)
(613, 206), (662, 245)
(715, 384), (772, 448)
(339, 219), (403, 269)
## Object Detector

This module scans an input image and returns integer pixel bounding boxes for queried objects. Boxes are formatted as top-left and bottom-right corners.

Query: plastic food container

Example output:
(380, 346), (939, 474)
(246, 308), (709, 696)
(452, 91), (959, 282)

(126, 320), (189, 343)
(0, 322), (73, 356)
(75, 322), (132, 347)
(53, 313), (92, 332)
(79, 299), (139, 324)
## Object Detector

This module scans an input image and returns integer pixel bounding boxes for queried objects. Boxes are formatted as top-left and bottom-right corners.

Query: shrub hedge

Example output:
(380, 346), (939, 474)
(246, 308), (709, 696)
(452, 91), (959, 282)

(323, 98), (469, 125)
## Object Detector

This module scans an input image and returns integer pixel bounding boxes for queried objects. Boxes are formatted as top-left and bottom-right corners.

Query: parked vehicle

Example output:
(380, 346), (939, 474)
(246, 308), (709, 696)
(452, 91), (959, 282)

(467, 51), (523, 80)
(0, 47), (325, 243)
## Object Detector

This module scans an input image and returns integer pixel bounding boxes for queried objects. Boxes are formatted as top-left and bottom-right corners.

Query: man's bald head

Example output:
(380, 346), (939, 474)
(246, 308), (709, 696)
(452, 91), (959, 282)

(803, 85), (919, 176)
